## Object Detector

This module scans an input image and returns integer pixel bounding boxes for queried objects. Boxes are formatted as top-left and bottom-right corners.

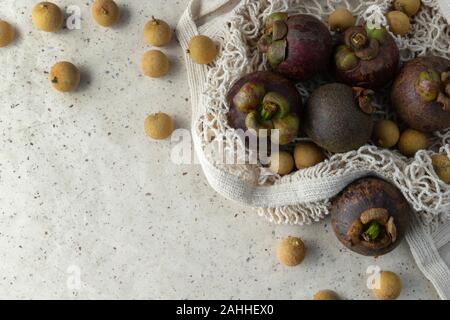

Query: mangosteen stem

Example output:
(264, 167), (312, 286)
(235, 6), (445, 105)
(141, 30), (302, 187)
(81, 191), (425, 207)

(350, 32), (368, 50)
(353, 87), (375, 114)
(363, 221), (381, 241)
(260, 102), (278, 121)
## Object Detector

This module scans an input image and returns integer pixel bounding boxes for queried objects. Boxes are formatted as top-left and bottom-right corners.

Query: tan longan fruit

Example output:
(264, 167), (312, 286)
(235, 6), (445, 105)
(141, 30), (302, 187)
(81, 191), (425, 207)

(394, 0), (421, 17)
(32, 2), (64, 32)
(386, 10), (410, 36)
(372, 271), (402, 300)
(50, 61), (80, 92)
(328, 8), (355, 32)
(294, 142), (325, 169)
(269, 151), (295, 176)
(144, 113), (175, 140)
(141, 50), (170, 78)
(313, 290), (340, 300)
(276, 236), (306, 267)
(372, 120), (400, 148)
(0, 20), (15, 47)
(398, 129), (427, 157)
(188, 35), (218, 65)
(144, 17), (172, 47)
(432, 154), (450, 183)
(92, 0), (120, 27)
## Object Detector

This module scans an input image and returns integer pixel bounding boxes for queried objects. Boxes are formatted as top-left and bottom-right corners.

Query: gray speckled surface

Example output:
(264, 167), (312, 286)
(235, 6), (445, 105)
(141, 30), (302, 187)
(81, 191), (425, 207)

(0, 0), (440, 299)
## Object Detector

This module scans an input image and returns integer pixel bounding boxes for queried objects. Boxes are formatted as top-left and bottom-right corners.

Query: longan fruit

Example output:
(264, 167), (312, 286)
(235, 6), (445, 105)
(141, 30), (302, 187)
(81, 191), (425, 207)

(144, 112), (175, 140)
(294, 142), (325, 169)
(313, 290), (340, 300)
(276, 236), (306, 267)
(386, 10), (410, 36)
(328, 8), (355, 32)
(32, 2), (64, 32)
(372, 271), (402, 300)
(50, 61), (80, 92)
(372, 120), (400, 148)
(269, 151), (295, 176)
(432, 154), (450, 183)
(188, 35), (218, 65)
(141, 50), (170, 78)
(394, 0), (421, 17)
(144, 17), (172, 47)
(398, 129), (427, 157)
(92, 0), (120, 27)
(0, 20), (15, 47)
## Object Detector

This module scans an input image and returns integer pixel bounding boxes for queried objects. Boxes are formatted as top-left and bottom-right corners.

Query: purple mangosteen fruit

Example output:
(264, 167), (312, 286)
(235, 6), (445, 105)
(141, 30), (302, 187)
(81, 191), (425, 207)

(258, 13), (333, 81)
(227, 71), (302, 145)
(334, 25), (399, 89)
(391, 55), (450, 132)
(303, 83), (374, 153)
(331, 177), (411, 257)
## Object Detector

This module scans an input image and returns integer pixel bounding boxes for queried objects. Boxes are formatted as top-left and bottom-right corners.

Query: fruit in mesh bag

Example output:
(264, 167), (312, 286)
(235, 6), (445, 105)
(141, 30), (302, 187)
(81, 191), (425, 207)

(328, 8), (356, 32)
(333, 25), (400, 89)
(303, 83), (374, 153)
(391, 56), (450, 132)
(226, 71), (302, 145)
(258, 13), (333, 81)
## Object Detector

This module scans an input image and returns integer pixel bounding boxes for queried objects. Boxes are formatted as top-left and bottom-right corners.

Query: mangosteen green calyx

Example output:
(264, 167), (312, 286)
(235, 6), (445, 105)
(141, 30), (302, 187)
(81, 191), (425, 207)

(334, 25), (399, 89)
(258, 13), (333, 81)
(227, 71), (302, 145)
(303, 83), (374, 153)
(331, 177), (411, 257)
(391, 56), (450, 132)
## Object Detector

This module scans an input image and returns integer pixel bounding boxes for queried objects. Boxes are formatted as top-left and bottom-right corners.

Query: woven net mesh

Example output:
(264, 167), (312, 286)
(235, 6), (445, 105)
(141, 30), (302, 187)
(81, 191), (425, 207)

(196, 0), (450, 228)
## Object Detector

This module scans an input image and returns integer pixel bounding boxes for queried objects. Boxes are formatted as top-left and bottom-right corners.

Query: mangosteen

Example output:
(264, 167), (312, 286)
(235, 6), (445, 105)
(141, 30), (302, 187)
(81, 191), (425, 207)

(258, 13), (333, 81)
(334, 25), (399, 89)
(391, 55), (450, 132)
(227, 71), (302, 145)
(303, 83), (374, 153)
(331, 177), (411, 257)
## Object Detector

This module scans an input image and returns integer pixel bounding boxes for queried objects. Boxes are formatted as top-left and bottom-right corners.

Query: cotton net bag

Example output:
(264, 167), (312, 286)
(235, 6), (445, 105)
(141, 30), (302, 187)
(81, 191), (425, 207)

(177, 0), (450, 299)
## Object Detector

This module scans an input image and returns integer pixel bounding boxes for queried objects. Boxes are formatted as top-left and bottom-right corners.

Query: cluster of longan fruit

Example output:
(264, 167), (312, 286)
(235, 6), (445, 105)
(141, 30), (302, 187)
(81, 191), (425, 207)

(0, 1), (219, 142)
(328, 0), (421, 36)
(276, 235), (403, 300)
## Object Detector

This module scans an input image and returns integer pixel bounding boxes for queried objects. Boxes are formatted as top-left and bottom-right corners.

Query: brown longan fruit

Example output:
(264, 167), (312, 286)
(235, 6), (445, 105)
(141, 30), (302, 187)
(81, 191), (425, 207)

(398, 129), (427, 157)
(32, 2), (64, 32)
(144, 17), (172, 47)
(386, 10), (410, 36)
(372, 120), (400, 148)
(188, 35), (218, 65)
(328, 8), (355, 32)
(372, 271), (402, 300)
(432, 154), (450, 183)
(144, 113), (175, 140)
(0, 20), (15, 47)
(92, 0), (120, 27)
(313, 290), (340, 300)
(141, 50), (170, 78)
(276, 236), (306, 267)
(269, 151), (295, 176)
(50, 61), (80, 92)
(294, 142), (325, 169)
(394, 0), (421, 17)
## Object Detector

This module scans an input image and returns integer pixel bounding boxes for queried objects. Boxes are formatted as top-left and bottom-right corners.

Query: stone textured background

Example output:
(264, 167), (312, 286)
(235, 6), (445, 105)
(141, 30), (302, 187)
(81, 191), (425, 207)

(0, 0), (440, 299)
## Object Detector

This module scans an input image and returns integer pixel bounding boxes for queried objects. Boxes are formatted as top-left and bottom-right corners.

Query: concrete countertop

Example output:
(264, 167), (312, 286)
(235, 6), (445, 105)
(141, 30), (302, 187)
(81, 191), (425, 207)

(0, 0), (441, 299)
